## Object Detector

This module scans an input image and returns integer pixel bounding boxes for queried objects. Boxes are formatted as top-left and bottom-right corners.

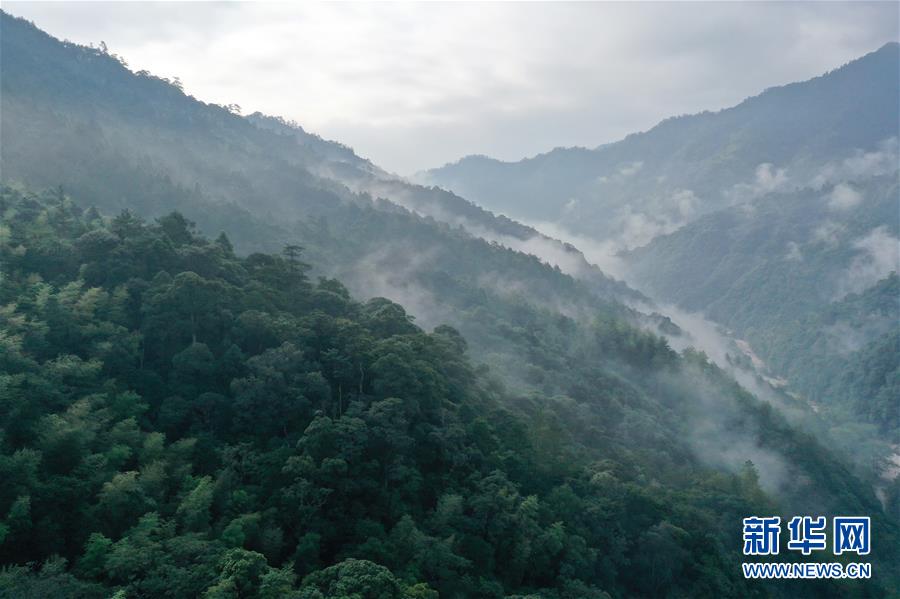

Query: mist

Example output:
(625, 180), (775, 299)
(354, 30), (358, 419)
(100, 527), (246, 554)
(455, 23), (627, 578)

(836, 226), (900, 298)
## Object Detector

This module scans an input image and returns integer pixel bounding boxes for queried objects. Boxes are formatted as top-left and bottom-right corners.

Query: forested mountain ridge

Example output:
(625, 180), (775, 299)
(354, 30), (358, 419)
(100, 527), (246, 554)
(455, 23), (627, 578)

(421, 43), (899, 248)
(626, 175), (899, 457)
(0, 11), (632, 304)
(1, 186), (898, 597)
(420, 39), (900, 476)
(627, 176), (897, 332)
(0, 10), (649, 391)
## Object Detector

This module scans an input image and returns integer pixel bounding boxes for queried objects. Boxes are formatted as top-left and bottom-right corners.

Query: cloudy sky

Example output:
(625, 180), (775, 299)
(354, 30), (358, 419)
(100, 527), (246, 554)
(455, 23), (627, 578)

(5, 2), (898, 174)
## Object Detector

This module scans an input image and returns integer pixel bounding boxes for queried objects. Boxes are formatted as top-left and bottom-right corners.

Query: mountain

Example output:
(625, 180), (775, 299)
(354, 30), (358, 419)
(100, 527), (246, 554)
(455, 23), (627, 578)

(2, 11), (899, 597)
(420, 41), (900, 461)
(0, 10), (646, 390)
(0, 10), (631, 299)
(3, 181), (897, 599)
(421, 43), (899, 250)
(625, 177), (900, 453)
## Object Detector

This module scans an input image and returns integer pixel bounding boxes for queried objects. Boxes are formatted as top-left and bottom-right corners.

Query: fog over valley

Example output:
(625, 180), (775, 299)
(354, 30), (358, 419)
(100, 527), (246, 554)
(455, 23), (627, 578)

(0, 5), (897, 597)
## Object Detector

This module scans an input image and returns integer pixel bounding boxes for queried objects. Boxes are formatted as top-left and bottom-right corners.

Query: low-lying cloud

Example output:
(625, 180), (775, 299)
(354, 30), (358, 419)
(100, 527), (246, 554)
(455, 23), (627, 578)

(835, 226), (900, 298)
(727, 163), (792, 203)
(811, 137), (900, 188)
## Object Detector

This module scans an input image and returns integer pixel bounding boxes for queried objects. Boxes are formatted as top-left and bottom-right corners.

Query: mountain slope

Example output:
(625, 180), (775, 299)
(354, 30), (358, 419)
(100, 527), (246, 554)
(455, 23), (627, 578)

(627, 177), (898, 331)
(626, 177), (899, 450)
(421, 43), (899, 248)
(420, 39), (900, 470)
(0, 10), (643, 393)
(3, 184), (898, 598)
(0, 11), (631, 302)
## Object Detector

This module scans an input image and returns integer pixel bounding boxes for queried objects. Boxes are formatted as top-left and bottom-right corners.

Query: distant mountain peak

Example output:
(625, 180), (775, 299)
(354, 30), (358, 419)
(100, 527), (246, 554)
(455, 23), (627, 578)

(423, 42), (898, 242)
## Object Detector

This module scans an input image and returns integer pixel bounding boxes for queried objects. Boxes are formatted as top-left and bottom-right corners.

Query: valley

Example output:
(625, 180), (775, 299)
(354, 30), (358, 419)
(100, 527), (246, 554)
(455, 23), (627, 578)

(0, 8), (897, 598)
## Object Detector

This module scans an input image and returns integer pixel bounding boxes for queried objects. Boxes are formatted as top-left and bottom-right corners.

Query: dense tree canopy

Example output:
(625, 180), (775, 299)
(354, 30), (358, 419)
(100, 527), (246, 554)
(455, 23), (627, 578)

(1, 186), (897, 597)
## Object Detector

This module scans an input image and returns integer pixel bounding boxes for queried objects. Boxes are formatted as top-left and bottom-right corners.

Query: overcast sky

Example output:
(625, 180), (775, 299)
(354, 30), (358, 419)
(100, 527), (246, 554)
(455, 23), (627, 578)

(5, 2), (898, 174)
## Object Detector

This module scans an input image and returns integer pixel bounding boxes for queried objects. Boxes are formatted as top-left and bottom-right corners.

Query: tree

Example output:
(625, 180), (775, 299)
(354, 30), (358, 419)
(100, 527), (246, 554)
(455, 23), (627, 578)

(177, 476), (215, 532)
(157, 212), (197, 246)
(298, 559), (410, 599)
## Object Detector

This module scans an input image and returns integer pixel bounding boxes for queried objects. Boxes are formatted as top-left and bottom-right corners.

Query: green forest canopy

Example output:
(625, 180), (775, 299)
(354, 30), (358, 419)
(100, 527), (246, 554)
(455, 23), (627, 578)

(1, 186), (897, 597)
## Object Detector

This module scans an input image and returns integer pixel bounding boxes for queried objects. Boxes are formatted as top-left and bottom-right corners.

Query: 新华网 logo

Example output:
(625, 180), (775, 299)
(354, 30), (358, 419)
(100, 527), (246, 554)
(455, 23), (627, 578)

(741, 515), (871, 580)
